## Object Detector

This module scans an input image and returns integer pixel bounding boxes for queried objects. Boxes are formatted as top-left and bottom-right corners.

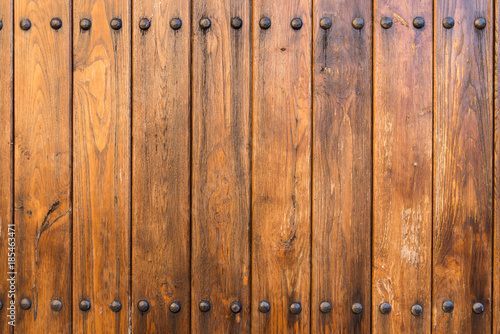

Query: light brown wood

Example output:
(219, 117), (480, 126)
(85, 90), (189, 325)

(433, 0), (493, 332)
(251, 1), (312, 332)
(14, 0), (72, 332)
(312, 2), (372, 333)
(0, 2), (13, 333)
(73, 0), (131, 332)
(373, 1), (433, 333)
(131, 0), (191, 332)
(191, 0), (251, 333)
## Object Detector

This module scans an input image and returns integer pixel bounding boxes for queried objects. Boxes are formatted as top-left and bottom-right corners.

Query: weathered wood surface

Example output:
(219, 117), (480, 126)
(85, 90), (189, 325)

(192, 0), (251, 333)
(73, 0), (131, 332)
(131, 0), (191, 332)
(14, 0), (72, 332)
(252, 0), (312, 332)
(495, 0), (500, 331)
(433, 0), (493, 332)
(373, 1), (433, 333)
(312, 1), (372, 333)
(0, 1), (13, 334)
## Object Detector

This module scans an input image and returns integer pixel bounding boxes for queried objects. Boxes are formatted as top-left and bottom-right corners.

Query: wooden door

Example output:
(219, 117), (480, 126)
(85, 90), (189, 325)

(0, 0), (499, 333)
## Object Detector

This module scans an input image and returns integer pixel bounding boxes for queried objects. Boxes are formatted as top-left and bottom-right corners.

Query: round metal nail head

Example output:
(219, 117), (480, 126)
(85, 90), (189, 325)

(110, 300), (122, 312)
(474, 17), (486, 30)
(259, 17), (271, 30)
(80, 18), (92, 30)
(20, 19), (31, 31)
(380, 17), (392, 29)
(352, 18), (364, 30)
(352, 303), (363, 314)
(442, 300), (454, 313)
(170, 301), (181, 313)
(137, 300), (149, 312)
(139, 18), (151, 30)
(319, 301), (332, 313)
(291, 18), (302, 30)
(379, 302), (391, 314)
(473, 302), (484, 314)
(290, 303), (302, 314)
(50, 18), (62, 30)
(199, 300), (211, 312)
(20, 298), (31, 310)
(411, 304), (423, 316)
(230, 301), (242, 313)
(50, 300), (63, 312)
(170, 18), (182, 30)
(258, 301), (270, 313)
(319, 17), (332, 30)
(110, 18), (122, 30)
(231, 17), (243, 29)
(199, 18), (211, 30)
(443, 17), (454, 29)
(0, 21), (3, 31)
(79, 300), (91, 311)
(413, 17), (425, 29)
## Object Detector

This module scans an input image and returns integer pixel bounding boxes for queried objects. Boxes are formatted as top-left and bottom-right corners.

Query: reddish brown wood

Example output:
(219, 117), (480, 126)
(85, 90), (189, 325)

(73, 0), (131, 332)
(132, 0), (191, 332)
(312, 2), (372, 333)
(0, 2), (13, 333)
(14, 0), (72, 332)
(433, 0), (493, 332)
(251, 1), (312, 332)
(373, 1), (433, 333)
(495, 0), (500, 331)
(191, 0), (251, 333)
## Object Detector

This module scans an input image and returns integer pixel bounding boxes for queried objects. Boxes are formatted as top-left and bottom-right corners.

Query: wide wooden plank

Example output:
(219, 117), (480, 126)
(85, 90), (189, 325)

(311, 2), (372, 333)
(372, 1), (433, 333)
(251, 1), (311, 332)
(192, 0), (251, 333)
(0, 1), (13, 333)
(433, 0), (493, 332)
(14, 0), (72, 332)
(131, 1), (191, 332)
(73, 0), (131, 332)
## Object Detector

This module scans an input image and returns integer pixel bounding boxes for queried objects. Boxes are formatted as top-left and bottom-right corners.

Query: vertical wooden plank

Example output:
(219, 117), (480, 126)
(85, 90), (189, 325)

(496, 0), (500, 331)
(312, 1), (372, 333)
(192, 0), (251, 332)
(14, 0), (72, 332)
(251, 0), (311, 332)
(131, 0), (191, 332)
(433, 0), (493, 332)
(73, 0), (131, 332)
(372, 1), (433, 333)
(0, 1), (13, 333)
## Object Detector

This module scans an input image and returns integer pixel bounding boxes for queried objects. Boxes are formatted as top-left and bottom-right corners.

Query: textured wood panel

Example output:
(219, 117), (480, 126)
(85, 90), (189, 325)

(373, 1), (433, 333)
(14, 0), (72, 332)
(192, 0), (251, 332)
(0, 1), (13, 333)
(131, 0), (191, 332)
(433, 0), (493, 332)
(495, 0), (500, 331)
(251, 0), (312, 332)
(73, 0), (131, 332)
(311, 1), (372, 333)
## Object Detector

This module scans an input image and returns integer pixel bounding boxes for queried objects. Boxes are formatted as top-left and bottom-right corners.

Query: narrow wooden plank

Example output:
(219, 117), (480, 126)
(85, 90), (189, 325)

(0, 1), (13, 332)
(311, 2), (372, 333)
(495, 0), (500, 330)
(372, 2), (433, 333)
(251, 1), (311, 332)
(14, 0), (72, 332)
(433, 0), (493, 332)
(73, 0), (131, 332)
(131, 1), (191, 332)
(192, 0), (251, 333)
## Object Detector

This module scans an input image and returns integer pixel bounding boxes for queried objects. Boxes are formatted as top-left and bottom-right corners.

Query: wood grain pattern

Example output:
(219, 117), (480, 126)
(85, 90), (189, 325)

(131, 0), (191, 332)
(496, 0), (500, 331)
(73, 0), (131, 332)
(373, 1), (433, 333)
(311, 2), (372, 333)
(433, 0), (493, 332)
(0, 1), (13, 333)
(14, 0), (72, 332)
(251, 1), (311, 332)
(192, 0), (251, 333)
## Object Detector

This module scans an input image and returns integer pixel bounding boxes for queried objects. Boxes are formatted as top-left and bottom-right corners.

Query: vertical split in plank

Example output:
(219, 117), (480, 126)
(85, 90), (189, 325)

(14, 0), (72, 332)
(131, 0), (191, 332)
(433, 0), (493, 332)
(73, 0), (131, 332)
(312, 1), (372, 333)
(373, 1), (433, 333)
(251, 0), (311, 332)
(192, 0), (251, 332)
(0, 1), (13, 333)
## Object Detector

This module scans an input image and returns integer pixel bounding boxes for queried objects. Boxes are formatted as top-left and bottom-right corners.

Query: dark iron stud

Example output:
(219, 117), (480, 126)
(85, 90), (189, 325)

(79, 300), (91, 311)
(231, 17), (243, 29)
(472, 302), (484, 314)
(199, 300), (211, 312)
(80, 18), (92, 31)
(319, 18), (332, 30)
(110, 18), (122, 30)
(50, 299), (63, 312)
(20, 19), (31, 31)
(259, 17), (271, 30)
(290, 303), (302, 315)
(474, 18), (486, 30)
(139, 18), (151, 31)
(230, 301), (242, 314)
(291, 18), (302, 30)
(319, 301), (332, 313)
(50, 18), (62, 30)
(411, 304), (423, 316)
(442, 300), (454, 313)
(170, 301), (181, 313)
(137, 300), (150, 312)
(352, 303), (363, 314)
(352, 18), (364, 30)
(20, 298), (31, 310)
(110, 300), (122, 312)
(258, 301), (270, 313)
(380, 17), (392, 29)
(379, 302), (391, 314)
(199, 18), (211, 30)
(170, 18), (182, 30)
(413, 17), (425, 29)
(442, 17), (454, 29)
